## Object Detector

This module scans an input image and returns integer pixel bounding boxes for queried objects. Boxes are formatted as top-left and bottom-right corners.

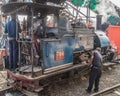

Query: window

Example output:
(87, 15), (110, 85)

(46, 14), (57, 27)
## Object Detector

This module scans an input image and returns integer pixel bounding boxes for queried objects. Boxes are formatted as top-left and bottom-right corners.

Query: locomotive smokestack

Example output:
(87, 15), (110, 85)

(96, 15), (102, 30)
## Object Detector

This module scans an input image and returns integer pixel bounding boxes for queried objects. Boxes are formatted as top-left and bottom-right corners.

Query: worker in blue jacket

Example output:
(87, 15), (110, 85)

(4, 14), (21, 70)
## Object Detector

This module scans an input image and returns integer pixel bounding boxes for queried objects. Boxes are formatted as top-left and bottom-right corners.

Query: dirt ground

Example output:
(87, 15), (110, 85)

(0, 63), (120, 96)
(47, 63), (120, 96)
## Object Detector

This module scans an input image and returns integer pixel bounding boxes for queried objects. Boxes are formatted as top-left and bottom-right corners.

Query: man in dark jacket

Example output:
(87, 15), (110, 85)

(86, 47), (102, 93)
(4, 14), (21, 70)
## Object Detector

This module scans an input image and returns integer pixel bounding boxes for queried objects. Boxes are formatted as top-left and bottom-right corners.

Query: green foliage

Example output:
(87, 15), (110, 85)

(72, 0), (99, 10)
(89, 0), (99, 10)
(108, 15), (120, 25)
(72, 0), (85, 6)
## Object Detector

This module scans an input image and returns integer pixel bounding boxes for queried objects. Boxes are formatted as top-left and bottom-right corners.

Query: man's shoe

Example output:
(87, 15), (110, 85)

(94, 89), (99, 92)
(85, 89), (91, 93)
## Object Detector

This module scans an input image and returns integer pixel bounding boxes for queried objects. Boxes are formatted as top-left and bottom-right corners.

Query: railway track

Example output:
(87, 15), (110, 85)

(0, 83), (40, 96)
(0, 82), (26, 96)
(0, 88), (26, 96)
(91, 83), (120, 96)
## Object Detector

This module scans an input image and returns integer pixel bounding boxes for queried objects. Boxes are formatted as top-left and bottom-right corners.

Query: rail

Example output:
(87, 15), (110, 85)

(91, 83), (120, 96)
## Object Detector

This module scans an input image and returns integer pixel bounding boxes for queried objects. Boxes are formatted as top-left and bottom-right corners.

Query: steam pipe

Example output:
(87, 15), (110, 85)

(96, 15), (102, 30)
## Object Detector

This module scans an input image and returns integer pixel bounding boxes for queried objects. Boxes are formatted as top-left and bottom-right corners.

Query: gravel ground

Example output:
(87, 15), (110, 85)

(47, 63), (120, 96)
(0, 63), (120, 96)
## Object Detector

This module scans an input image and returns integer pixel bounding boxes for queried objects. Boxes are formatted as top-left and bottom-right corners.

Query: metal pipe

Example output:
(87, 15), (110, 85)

(16, 14), (18, 41)
(65, 1), (87, 18)
(18, 37), (21, 69)
(31, 7), (34, 77)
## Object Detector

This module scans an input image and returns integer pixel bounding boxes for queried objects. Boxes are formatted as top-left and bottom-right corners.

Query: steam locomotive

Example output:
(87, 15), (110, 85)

(1, 0), (111, 95)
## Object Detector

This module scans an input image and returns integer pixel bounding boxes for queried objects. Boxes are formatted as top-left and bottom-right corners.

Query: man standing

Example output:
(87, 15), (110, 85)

(86, 47), (102, 93)
(4, 14), (21, 70)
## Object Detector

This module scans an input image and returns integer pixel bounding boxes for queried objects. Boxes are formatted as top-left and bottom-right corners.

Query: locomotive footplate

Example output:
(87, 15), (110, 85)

(6, 63), (88, 92)
(7, 69), (44, 93)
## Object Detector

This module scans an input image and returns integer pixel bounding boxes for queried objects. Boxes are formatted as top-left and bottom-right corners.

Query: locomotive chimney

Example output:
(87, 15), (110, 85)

(96, 15), (102, 30)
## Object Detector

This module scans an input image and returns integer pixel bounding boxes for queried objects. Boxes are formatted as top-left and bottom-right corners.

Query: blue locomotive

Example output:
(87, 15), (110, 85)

(1, 0), (111, 94)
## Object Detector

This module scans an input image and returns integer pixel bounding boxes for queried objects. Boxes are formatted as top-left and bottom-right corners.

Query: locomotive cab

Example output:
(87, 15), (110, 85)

(1, 1), (76, 74)
(45, 14), (72, 38)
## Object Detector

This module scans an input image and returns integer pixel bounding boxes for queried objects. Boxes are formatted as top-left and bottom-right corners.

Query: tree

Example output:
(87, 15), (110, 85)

(72, 0), (99, 10)
(72, 0), (85, 6)
(89, 0), (99, 10)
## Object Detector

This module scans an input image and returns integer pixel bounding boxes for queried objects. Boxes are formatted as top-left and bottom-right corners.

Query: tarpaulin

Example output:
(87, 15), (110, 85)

(107, 25), (120, 54)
